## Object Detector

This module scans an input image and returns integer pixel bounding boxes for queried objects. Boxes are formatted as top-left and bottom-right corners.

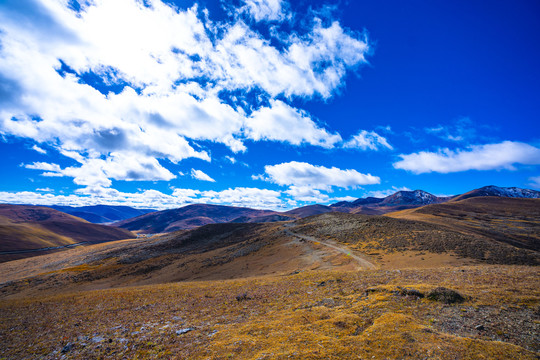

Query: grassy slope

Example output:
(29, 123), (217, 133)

(292, 212), (539, 266)
(0, 266), (538, 359)
(0, 202), (539, 359)
(387, 197), (540, 252)
(0, 205), (135, 263)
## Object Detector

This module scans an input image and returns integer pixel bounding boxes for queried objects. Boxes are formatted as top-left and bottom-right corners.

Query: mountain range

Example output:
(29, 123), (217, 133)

(0, 205), (134, 263)
(45, 205), (156, 224)
(0, 185), (538, 262)
(0, 186), (538, 359)
(114, 185), (540, 233)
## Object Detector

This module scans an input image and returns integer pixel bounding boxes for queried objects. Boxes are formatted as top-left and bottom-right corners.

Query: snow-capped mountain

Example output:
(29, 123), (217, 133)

(330, 185), (539, 215)
(380, 190), (449, 206)
(454, 185), (540, 201)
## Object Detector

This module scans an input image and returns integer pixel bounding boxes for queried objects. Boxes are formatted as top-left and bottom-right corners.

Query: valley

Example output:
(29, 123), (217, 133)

(0, 189), (538, 359)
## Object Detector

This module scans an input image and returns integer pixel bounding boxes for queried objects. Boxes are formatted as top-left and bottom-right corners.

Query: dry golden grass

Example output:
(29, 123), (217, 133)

(1, 202), (539, 359)
(0, 265), (538, 359)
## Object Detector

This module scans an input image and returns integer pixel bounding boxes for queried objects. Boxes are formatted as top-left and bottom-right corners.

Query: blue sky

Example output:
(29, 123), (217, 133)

(0, 0), (539, 209)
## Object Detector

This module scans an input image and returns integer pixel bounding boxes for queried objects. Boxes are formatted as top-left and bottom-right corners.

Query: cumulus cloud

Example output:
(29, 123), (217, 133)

(239, 0), (287, 22)
(343, 130), (392, 150)
(257, 161), (380, 190)
(394, 141), (540, 174)
(0, 0), (369, 189)
(245, 100), (341, 148)
(24, 153), (176, 187)
(191, 169), (216, 182)
(284, 185), (330, 203)
(198, 187), (283, 209)
(0, 186), (285, 210)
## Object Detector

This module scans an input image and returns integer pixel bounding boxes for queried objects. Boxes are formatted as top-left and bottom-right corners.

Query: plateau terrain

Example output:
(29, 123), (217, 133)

(0, 188), (538, 359)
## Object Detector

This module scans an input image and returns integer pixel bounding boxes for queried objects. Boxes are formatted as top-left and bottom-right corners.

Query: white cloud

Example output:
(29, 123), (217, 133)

(393, 141), (540, 174)
(0, 0), (370, 188)
(528, 176), (540, 189)
(191, 169), (216, 182)
(284, 185), (330, 203)
(343, 130), (393, 150)
(257, 161), (380, 190)
(36, 187), (53, 192)
(198, 187), (283, 209)
(330, 195), (357, 202)
(24, 162), (62, 172)
(240, 0), (287, 22)
(364, 186), (411, 198)
(225, 156), (237, 164)
(245, 100), (341, 148)
(24, 153), (176, 187)
(0, 186), (285, 210)
(31, 144), (47, 154)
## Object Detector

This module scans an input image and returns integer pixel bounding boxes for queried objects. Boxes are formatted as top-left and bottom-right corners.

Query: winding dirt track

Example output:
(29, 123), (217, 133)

(283, 228), (376, 269)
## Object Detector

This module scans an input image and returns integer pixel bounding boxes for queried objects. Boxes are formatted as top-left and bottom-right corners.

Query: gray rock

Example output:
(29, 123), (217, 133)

(91, 336), (105, 343)
(61, 343), (73, 353)
(176, 327), (195, 335)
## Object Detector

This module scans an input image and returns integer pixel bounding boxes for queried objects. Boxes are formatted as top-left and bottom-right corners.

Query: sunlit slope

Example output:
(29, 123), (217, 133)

(291, 211), (539, 266)
(0, 215), (76, 250)
(0, 266), (538, 359)
(0, 205), (135, 263)
(387, 197), (540, 252)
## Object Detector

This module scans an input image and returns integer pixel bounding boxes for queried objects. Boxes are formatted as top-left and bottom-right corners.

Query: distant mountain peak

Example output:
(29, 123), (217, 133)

(456, 185), (540, 200)
(380, 189), (443, 206)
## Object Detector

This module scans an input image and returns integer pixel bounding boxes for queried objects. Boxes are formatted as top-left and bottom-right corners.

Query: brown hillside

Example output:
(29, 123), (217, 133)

(114, 204), (278, 233)
(291, 211), (539, 266)
(0, 205), (135, 263)
(387, 197), (540, 252)
(0, 209), (538, 359)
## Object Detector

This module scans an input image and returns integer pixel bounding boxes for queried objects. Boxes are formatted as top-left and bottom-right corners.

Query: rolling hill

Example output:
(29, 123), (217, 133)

(113, 203), (279, 233)
(47, 205), (156, 223)
(330, 186), (539, 215)
(2, 198), (538, 292)
(387, 197), (540, 252)
(451, 185), (540, 201)
(109, 186), (540, 233)
(0, 194), (538, 359)
(0, 204), (135, 263)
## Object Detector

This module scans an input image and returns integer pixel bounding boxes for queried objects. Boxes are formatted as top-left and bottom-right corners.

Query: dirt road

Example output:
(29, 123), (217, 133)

(283, 228), (376, 269)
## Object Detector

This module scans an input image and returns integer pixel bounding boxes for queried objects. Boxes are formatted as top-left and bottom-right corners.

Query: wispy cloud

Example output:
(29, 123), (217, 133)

(31, 144), (47, 154)
(528, 176), (540, 189)
(364, 186), (411, 198)
(394, 141), (540, 174)
(191, 169), (216, 182)
(343, 130), (392, 151)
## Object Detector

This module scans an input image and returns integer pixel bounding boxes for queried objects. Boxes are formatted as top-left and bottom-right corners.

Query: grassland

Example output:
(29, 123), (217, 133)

(0, 266), (538, 359)
(0, 198), (538, 359)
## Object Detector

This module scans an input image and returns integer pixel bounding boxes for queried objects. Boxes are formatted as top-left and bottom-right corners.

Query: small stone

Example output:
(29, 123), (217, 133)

(475, 325), (485, 331)
(91, 336), (105, 343)
(236, 293), (251, 301)
(61, 343), (73, 353)
(176, 327), (195, 335)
